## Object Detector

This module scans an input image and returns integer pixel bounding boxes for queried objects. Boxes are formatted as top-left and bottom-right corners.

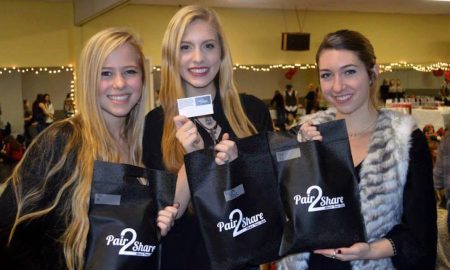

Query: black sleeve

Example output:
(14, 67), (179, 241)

(240, 94), (274, 132)
(143, 107), (166, 170)
(385, 129), (437, 270)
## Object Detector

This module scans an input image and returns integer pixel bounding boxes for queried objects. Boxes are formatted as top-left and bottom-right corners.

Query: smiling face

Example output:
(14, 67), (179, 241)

(318, 49), (373, 116)
(179, 19), (222, 97)
(98, 43), (143, 125)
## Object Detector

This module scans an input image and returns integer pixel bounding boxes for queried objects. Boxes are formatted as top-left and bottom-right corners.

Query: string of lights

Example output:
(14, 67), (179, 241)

(150, 61), (449, 73)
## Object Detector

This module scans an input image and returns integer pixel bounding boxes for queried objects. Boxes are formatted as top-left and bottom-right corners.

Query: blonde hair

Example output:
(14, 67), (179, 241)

(5, 27), (149, 270)
(160, 5), (257, 172)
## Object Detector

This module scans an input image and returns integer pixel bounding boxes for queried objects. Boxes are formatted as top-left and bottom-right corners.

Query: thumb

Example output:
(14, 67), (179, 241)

(221, 133), (230, 141)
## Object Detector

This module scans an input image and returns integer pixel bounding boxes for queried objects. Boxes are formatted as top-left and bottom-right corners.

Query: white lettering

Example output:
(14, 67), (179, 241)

(216, 209), (266, 237)
(293, 185), (346, 212)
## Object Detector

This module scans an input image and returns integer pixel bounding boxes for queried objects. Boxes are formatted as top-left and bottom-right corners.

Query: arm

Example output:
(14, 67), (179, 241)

(172, 115), (238, 218)
(386, 129), (437, 269)
(315, 130), (437, 269)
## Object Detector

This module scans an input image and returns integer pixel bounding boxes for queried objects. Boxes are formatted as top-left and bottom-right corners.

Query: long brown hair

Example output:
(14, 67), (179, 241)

(316, 29), (379, 108)
(160, 5), (257, 173)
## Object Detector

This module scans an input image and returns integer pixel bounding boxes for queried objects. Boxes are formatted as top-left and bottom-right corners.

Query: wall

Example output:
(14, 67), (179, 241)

(0, 1), (448, 134)
(0, 73), (23, 134)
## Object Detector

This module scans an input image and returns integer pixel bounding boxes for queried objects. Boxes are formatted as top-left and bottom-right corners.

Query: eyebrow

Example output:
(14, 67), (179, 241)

(180, 39), (217, 44)
(319, 64), (358, 72)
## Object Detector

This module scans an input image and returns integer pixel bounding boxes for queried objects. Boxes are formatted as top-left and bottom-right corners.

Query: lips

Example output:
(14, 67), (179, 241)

(334, 94), (352, 102)
(108, 94), (129, 103)
(189, 67), (209, 76)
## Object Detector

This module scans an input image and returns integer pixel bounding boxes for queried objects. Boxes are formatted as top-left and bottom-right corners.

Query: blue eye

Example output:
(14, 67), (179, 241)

(180, 44), (190, 50)
(205, 43), (215, 49)
(101, 71), (112, 77)
(125, 69), (138, 75)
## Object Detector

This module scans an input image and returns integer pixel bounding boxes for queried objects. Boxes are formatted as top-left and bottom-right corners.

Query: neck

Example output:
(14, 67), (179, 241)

(337, 106), (378, 137)
(185, 84), (216, 99)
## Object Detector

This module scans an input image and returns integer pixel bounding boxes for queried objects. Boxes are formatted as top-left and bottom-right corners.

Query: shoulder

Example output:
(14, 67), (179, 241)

(145, 106), (164, 125)
(35, 118), (81, 147)
(299, 107), (336, 125)
(379, 109), (417, 137)
(239, 93), (268, 111)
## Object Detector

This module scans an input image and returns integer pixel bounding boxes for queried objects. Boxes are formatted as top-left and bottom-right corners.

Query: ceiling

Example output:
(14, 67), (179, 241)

(128, 0), (450, 15)
(40, 0), (450, 15)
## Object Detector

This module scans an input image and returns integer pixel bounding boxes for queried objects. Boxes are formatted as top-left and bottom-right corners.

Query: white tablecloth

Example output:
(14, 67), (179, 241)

(411, 107), (450, 131)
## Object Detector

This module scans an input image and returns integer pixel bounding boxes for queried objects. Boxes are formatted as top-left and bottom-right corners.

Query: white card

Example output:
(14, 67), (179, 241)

(177, 94), (214, 118)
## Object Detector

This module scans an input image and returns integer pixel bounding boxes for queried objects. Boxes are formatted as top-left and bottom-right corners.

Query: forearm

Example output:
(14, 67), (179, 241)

(174, 163), (190, 219)
(364, 238), (395, 260)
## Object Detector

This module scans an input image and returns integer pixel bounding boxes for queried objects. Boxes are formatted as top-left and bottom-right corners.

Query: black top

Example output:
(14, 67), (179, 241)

(308, 129), (437, 270)
(270, 93), (284, 109)
(143, 93), (273, 270)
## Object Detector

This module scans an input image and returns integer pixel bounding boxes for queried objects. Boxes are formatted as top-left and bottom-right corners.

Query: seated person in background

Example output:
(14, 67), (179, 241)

(0, 125), (25, 163)
(433, 131), (450, 269)
(423, 124), (439, 164)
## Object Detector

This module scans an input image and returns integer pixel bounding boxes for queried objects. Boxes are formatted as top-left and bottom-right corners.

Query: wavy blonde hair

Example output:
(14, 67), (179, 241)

(5, 27), (149, 270)
(160, 5), (257, 173)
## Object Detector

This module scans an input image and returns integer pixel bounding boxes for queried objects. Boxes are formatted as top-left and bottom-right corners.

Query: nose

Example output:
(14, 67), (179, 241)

(112, 74), (125, 89)
(331, 75), (344, 92)
(192, 47), (204, 63)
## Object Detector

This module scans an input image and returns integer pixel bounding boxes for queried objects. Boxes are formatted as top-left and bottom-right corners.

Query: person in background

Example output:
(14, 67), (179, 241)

(43, 93), (55, 125)
(304, 83), (316, 114)
(284, 84), (298, 119)
(63, 93), (75, 118)
(279, 29), (436, 270)
(0, 124), (25, 163)
(379, 79), (390, 104)
(0, 28), (178, 270)
(270, 89), (285, 131)
(143, 5), (273, 270)
(32, 94), (48, 134)
(23, 99), (33, 146)
(434, 131), (450, 226)
(433, 131), (450, 269)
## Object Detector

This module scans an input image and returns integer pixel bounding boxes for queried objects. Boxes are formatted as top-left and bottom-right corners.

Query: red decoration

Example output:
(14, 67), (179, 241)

(432, 69), (443, 76)
(284, 68), (298, 80)
(445, 69), (450, 81)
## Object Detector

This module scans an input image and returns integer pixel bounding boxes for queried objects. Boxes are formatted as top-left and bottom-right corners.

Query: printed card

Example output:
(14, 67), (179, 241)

(177, 94), (214, 118)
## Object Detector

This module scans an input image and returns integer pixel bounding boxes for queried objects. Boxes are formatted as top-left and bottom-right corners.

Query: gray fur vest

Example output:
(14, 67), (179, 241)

(278, 108), (416, 270)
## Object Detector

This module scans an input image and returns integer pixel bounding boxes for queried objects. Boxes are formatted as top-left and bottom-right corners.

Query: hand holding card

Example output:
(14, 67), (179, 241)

(177, 94), (214, 118)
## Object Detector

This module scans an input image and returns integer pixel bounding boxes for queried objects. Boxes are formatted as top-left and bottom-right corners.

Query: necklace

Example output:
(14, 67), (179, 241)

(348, 119), (377, 137)
(193, 117), (220, 144)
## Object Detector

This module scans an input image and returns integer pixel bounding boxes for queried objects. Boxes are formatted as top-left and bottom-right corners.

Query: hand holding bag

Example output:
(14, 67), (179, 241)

(270, 120), (366, 256)
(85, 161), (176, 270)
(185, 133), (285, 270)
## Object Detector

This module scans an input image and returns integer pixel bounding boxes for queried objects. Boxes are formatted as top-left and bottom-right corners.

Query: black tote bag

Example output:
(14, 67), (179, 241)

(85, 160), (176, 270)
(270, 120), (366, 256)
(184, 133), (285, 270)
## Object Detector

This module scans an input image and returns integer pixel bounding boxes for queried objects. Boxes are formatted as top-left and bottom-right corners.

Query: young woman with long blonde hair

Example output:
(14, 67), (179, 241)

(143, 5), (273, 270)
(0, 28), (178, 270)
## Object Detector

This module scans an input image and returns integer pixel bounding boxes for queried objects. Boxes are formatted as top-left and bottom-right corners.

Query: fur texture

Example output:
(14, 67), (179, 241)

(278, 108), (416, 270)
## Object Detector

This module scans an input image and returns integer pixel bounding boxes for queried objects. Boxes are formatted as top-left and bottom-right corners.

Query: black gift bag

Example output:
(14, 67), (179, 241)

(85, 160), (176, 270)
(184, 133), (285, 270)
(270, 120), (366, 256)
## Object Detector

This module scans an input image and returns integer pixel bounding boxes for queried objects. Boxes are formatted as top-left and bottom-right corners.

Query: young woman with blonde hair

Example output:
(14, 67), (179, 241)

(143, 5), (273, 269)
(0, 28), (178, 270)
